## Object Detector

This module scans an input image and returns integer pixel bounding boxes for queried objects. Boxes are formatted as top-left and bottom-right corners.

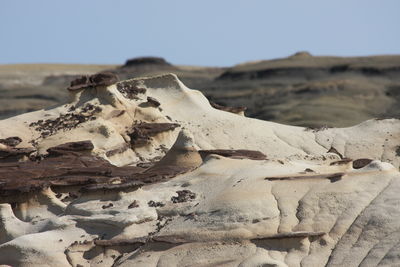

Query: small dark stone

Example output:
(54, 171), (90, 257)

(148, 200), (165, 207)
(147, 96), (161, 107)
(171, 190), (196, 203)
(128, 200), (139, 209)
(328, 174), (342, 183)
(102, 203), (114, 209)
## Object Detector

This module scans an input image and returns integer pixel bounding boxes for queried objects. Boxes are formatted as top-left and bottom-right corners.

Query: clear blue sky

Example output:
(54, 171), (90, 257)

(1, 0), (399, 66)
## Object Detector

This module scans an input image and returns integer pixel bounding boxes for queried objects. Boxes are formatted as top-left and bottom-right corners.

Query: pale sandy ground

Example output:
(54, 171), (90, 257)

(0, 74), (400, 266)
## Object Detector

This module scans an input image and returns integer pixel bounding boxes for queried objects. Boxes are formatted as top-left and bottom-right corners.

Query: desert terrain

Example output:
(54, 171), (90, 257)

(0, 69), (400, 266)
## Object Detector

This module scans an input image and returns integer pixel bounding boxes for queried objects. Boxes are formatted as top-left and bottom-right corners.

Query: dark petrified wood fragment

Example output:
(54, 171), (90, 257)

(67, 72), (118, 91)
(107, 109), (125, 118)
(148, 200), (165, 207)
(102, 203), (114, 209)
(128, 123), (180, 146)
(147, 96), (161, 107)
(29, 103), (102, 138)
(198, 149), (267, 160)
(251, 231), (326, 241)
(0, 141), (144, 198)
(352, 158), (373, 169)
(116, 81), (147, 99)
(0, 136), (196, 198)
(67, 75), (91, 91)
(329, 158), (352, 166)
(171, 190), (196, 203)
(47, 140), (94, 157)
(0, 136), (22, 147)
(265, 172), (345, 183)
(0, 147), (35, 160)
(81, 164), (191, 193)
(209, 101), (247, 114)
(89, 72), (118, 87)
(105, 143), (130, 157)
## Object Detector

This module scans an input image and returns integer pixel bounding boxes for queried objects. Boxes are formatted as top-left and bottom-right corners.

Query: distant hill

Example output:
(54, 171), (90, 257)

(1, 53), (400, 127)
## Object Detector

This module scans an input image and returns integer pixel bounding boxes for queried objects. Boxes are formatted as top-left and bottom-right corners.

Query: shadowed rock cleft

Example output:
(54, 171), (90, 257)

(396, 146), (400, 157)
(327, 147), (343, 159)
(353, 158), (373, 169)
(199, 149), (266, 160)
(330, 158), (352, 166)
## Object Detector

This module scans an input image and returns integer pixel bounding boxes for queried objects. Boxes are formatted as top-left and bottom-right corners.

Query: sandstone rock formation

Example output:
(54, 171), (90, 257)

(0, 73), (400, 266)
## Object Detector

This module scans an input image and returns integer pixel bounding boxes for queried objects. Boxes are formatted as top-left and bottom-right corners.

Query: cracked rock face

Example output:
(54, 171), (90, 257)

(1, 74), (400, 266)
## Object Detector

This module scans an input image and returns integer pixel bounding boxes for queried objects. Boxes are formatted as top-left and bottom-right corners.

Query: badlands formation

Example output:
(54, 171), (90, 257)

(0, 72), (400, 266)
(2, 54), (400, 127)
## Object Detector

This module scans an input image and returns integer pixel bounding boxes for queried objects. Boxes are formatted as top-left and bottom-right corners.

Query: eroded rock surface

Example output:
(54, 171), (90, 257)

(0, 74), (400, 266)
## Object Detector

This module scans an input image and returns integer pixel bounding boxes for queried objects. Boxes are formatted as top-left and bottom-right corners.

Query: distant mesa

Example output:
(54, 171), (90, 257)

(123, 57), (172, 67)
(289, 51), (313, 58)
